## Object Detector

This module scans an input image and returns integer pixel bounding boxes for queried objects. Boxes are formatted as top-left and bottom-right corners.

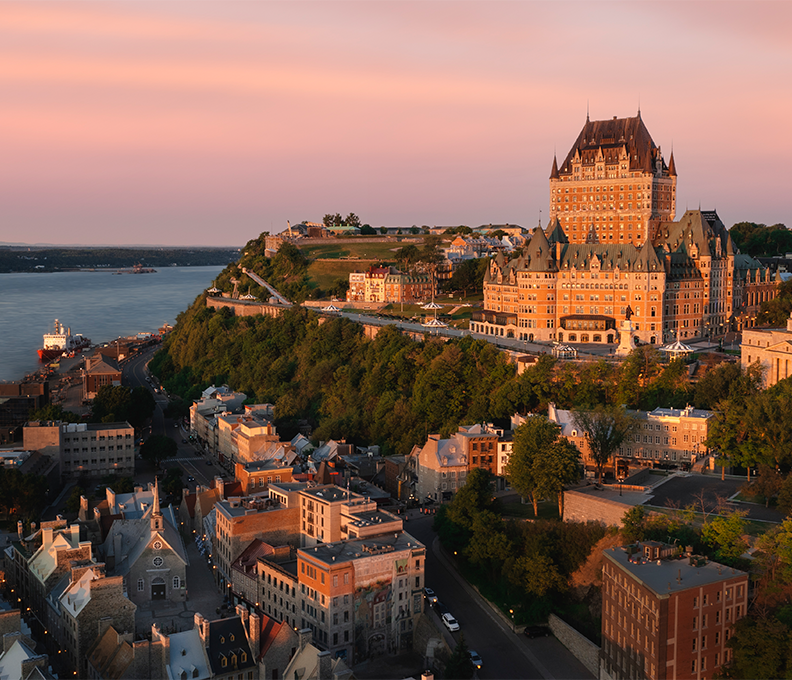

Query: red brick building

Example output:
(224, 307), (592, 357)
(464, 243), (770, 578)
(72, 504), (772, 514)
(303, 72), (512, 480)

(601, 541), (748, 680)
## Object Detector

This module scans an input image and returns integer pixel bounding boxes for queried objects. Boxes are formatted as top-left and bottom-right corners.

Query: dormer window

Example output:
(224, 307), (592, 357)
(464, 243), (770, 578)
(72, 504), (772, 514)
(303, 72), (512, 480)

(241, 652), (247, 663)
(229, 633), (234, 642)
(192, 669), (199, 678)
(220, 655), (227, 668)
(180, 671), (187, 680)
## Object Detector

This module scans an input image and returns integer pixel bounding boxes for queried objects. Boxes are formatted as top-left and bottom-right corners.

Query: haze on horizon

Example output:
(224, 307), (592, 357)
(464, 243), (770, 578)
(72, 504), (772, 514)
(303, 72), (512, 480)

(1, 1), (790, 248)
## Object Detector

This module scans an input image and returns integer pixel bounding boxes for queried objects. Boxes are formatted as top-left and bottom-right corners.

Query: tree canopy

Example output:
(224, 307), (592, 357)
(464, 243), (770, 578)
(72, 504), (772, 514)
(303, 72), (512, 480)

(140, 435), (178, 467)
(91, 385), (156, 430)
(572, 405), (639, 484)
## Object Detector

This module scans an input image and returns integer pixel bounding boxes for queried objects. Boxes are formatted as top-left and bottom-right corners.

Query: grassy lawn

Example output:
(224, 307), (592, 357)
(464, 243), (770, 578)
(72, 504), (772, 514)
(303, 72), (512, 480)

(499, 498), (560, 520)
(300, 239), (409, 261)
(307, 260), (362, 290)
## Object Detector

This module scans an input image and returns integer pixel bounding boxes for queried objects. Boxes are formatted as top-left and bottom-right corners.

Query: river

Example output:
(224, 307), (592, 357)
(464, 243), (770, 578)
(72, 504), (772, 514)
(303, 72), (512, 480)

(0, 266), (225, 382)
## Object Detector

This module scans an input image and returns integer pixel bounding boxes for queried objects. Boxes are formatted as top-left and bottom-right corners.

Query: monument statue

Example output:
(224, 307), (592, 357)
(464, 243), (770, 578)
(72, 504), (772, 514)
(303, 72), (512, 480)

(625, 305), (633, 320)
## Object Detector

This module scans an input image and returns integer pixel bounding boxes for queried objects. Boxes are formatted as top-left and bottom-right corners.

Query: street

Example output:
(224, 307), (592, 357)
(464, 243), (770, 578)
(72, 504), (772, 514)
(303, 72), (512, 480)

(406, 512), (593, 680)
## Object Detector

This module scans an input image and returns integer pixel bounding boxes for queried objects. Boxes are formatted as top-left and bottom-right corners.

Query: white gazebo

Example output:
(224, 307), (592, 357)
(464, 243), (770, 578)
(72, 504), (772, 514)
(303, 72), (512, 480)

(551, 343), (578, 359)
(659, 338), (694, 360)
(421, 317), (448, 329)
(422, 301), (442, 310)
(321, 304), (342, 314)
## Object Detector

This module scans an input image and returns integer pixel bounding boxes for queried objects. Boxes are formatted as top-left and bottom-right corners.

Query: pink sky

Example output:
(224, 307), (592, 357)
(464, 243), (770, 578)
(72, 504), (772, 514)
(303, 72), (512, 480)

(1, 1), (790, 246)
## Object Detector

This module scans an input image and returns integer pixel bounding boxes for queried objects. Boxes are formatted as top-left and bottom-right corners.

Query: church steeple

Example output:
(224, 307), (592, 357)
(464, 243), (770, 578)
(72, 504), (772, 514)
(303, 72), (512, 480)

(668, 149), (677, 177)
(151, 477), (164, 532)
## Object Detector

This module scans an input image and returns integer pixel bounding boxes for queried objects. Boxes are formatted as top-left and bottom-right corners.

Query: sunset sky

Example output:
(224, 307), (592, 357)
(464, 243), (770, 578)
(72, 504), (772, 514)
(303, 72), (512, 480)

(1, 1), (790, 247)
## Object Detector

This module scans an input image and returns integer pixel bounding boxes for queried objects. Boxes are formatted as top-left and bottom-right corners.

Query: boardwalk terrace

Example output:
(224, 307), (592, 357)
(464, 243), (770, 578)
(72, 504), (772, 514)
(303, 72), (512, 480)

(601, 542), (748, 680)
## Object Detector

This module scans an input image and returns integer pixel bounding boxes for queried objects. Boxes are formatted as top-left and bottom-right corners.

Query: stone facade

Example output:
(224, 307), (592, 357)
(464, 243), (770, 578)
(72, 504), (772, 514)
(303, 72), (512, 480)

(59, 421), (135, 480)
(549, 112), (676, 246)
(346, 265), (435, 303)
(741, 315), (792, 387)
(480, 113), (779, 346)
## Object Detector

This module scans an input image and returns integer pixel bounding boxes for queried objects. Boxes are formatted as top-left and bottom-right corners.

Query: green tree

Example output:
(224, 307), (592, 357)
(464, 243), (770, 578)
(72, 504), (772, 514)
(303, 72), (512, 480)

(723, 617), (792, 680)
(28, 403), (80, 423)
(572, 405), (639, 484)
(443, 257), (488, 297)
(532, 438), (581, 517)
(394, 244), (421, 269)
(446, 468), (494, 530)
(701, 510), (748, 564)
(65, 486), (85, 514)
(91, 385), (155, 429)
(140, 434), (178, 468)
(162, 467), (185, 501)
(507, 416), (565, 516)
(621, 505), (647, 543)
(444, 634), (474, 680)
(344, 213), (361, 229)
(360, 224), (376, 236)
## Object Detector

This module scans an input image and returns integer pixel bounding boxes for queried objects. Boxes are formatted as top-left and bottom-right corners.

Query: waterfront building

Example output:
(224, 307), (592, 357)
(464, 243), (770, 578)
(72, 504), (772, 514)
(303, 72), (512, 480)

(81, 353), (122, 401)
(601, 541), (747, 680)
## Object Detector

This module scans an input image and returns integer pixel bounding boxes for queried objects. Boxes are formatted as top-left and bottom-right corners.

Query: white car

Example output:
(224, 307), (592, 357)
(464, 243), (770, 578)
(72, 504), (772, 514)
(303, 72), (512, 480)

(442, 612), (460, 632)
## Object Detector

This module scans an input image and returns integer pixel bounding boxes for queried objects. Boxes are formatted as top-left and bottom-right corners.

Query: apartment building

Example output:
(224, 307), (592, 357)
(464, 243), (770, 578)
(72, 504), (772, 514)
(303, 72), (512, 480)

(547, 403), (713, 473)
(296, 531), (425, 664)
(346, 265), (434, 303)
(601, 541), (748, 680)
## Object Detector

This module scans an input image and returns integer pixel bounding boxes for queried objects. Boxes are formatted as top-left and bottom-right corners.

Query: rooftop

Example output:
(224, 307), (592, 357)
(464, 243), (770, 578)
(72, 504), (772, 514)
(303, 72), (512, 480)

(604, 544), (747, 597)
(301, 485), (351, 503)
(299, 531), (424, 566)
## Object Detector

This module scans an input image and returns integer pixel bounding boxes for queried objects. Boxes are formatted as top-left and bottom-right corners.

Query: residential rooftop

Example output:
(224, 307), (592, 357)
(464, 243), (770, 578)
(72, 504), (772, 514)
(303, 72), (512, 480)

(603, 543), (747, 597)
(299, 531), (424, 566)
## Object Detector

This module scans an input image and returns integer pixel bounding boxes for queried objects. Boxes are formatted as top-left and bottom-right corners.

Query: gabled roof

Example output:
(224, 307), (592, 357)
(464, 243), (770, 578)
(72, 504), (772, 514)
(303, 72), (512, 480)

(0, 639), (48, 680)
(206, 618), (255, 676)
(557, 113), (667, 176)
(257, 615), (291, 660)
(167, 629), (211, 680)
(86, 626), (135, 680)
(103, 505), (188, 577)
(60, 567), (98, 617)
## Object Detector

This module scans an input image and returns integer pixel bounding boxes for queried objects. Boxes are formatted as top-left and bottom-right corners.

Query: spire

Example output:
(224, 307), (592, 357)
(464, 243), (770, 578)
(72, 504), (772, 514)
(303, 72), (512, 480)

(151, 477), (164, 532)
(550, 154), (559, 179)
(668, 149), (677, 177)
(586, 100), (590, 123)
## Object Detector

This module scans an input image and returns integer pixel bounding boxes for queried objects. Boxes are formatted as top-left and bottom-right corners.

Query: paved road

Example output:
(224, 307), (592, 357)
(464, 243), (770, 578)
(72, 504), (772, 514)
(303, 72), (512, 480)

(123, 350), (224, 487)
(405, 512), (593, 680)
(644, 473), (784, 523)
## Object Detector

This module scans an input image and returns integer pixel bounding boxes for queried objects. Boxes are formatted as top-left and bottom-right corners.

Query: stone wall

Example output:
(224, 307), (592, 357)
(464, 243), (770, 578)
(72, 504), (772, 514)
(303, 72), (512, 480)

(563, 489), (631, 527)
(206, 297), (289, 318)
(548, 613), (600, 678)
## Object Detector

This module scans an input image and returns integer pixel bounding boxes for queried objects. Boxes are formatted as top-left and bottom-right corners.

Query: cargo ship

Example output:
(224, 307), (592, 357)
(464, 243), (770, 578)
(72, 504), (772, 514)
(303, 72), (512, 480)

(38, 319), (91, 362)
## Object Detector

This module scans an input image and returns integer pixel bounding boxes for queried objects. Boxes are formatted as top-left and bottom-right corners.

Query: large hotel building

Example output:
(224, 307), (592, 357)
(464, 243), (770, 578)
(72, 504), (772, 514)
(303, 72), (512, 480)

(475, 113), (779, 346)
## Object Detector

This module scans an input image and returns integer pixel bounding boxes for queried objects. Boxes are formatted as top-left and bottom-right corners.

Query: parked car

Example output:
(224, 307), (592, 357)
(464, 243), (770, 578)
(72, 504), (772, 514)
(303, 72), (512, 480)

(468, 651), (483, 669)
(423, 587), (438, 605)
(442, 612), (460, 632)
(524, 625), (550, 638)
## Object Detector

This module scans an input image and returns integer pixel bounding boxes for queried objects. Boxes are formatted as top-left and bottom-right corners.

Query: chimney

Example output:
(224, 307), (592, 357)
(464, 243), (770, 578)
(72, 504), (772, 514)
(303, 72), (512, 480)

(106, 487), (116, 511)
(421, 673), (434, 680)
(17, 521), (23, 540)
(317, 650), (332, 679)
(97, 616), (114, 639)
(235, 604), (249, 625)
(79, 495), (89, 521)
(42, 527), (53, 547)
(298, 628), (312, 652)
(20, 656), (48, 678)
(3, 631), (21, 653)
(215, 476), (225, 498)
(194, 613), (208, 643)
(30, 522), (36, 534)
(71, 524), (80, 542)
(249, 611), (261, 660)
